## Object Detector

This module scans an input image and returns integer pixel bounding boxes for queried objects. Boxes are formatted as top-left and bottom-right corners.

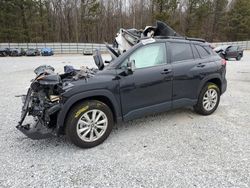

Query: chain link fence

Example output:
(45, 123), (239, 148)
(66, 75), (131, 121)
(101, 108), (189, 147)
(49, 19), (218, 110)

(0, 41), (250, 54)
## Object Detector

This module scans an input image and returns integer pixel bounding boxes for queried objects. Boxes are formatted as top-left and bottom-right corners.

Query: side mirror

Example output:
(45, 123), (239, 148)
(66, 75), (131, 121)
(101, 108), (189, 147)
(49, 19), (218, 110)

(127, 60), (135, 73)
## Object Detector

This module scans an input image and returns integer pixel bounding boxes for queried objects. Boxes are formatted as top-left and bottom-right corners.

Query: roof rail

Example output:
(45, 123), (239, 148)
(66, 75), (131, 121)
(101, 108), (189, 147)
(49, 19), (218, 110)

(154, 36), (206, 43)
(186, 37), (206, 42)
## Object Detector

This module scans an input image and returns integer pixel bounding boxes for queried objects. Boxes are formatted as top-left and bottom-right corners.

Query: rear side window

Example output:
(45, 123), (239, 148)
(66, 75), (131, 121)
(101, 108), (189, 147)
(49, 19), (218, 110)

(227, 46), (238, 52)
(171, 43), (193, 62)
(195, 45), (210, 57)
(204, 46), (215, 54)
(191, 44), (200, 59)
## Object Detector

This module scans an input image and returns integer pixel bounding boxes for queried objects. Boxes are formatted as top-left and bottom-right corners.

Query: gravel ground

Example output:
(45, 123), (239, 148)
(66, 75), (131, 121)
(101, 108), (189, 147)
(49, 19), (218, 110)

(0, 53), (249, 188)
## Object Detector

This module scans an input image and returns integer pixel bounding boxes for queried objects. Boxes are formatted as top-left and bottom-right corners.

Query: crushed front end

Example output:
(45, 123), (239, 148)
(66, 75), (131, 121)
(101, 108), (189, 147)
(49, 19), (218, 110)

(16, 64), (98, 140)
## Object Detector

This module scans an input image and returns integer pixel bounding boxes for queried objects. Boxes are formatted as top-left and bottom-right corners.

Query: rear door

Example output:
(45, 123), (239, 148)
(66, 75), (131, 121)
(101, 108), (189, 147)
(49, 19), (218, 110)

(169, 42), (201, 107)
(194, 44), (219, 80)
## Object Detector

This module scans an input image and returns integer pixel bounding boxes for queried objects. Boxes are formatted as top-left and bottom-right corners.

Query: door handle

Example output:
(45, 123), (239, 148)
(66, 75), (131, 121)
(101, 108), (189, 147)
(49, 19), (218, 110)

(161, 69), (172, 74)
(197, 63), (205, 68)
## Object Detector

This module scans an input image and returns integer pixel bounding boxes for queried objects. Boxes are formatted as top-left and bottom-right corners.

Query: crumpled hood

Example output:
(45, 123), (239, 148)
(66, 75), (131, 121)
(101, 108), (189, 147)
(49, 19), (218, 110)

(62, 69), (118, 98)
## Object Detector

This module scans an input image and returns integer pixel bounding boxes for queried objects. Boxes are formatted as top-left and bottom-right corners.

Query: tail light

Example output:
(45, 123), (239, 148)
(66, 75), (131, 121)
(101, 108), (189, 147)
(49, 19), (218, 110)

(221, 59), (227, 66)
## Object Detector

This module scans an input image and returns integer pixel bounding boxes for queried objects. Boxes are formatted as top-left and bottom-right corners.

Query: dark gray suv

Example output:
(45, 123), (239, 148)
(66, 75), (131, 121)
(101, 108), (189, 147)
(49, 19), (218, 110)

(17, 37), (227, 148)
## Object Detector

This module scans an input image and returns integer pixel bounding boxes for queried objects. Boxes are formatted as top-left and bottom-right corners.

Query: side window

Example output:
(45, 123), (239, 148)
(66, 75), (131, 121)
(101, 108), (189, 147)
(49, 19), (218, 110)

(171, 43), (193, 62)
(204, 46), (214, 54)
(129, 43), (166, 69)
(195, 45), (210, 58)
(228, 46), (237, 52)
(191, 44), (200, 59)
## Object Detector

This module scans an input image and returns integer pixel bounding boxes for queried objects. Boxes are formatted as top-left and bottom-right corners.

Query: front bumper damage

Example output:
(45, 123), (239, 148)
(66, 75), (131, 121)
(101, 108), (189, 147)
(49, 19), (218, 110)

(16, 89), (60, 140)
(16, 64), (99, 140)
(16, 119), (55, 140)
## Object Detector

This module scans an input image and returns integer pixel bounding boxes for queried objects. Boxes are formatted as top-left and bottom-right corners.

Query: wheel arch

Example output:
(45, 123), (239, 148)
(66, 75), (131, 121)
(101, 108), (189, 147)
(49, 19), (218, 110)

(56, 90), (122, 134)
(197, 75), (222, 97)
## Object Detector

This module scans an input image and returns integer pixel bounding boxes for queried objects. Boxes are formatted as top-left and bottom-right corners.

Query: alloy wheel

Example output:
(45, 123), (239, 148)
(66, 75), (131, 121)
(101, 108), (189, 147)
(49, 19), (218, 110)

(202, 88), (218, 111)
(76, 109), (108, 142)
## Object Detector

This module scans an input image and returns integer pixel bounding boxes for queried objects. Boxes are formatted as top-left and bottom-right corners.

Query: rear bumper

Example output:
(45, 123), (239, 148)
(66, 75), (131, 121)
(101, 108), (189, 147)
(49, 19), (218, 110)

(41, 52), (53, 56)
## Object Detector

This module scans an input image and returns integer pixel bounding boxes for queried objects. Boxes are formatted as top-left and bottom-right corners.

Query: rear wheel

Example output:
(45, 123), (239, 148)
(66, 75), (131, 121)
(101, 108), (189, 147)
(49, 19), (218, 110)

(65, 100), (114, 148)
(194, 82), (220, 115)
(236, 54), (242, 61)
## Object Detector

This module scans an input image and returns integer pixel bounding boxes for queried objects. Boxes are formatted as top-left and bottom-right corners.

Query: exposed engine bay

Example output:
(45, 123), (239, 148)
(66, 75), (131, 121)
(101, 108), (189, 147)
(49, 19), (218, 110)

(16, 21), (180, 139)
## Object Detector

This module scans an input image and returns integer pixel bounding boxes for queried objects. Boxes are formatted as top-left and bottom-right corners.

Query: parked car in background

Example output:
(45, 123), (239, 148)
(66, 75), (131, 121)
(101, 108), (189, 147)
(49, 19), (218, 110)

(41, 48), (54, 56)
(0, 48), (11, 57)
(20, 48), (26, 56)
(83, 48), (93, 55)
(26, 48), (40, 56)
(9, 48), (23, 56)
(214, 45), (243, 60)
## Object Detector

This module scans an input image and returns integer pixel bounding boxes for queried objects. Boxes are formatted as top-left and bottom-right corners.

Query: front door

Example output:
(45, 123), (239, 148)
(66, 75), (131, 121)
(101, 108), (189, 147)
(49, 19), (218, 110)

(118, 42), (173, 121)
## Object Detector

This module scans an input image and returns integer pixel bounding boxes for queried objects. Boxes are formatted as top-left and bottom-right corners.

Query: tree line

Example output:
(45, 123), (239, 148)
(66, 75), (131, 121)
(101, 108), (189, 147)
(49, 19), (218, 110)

(0, 0), (250, 43)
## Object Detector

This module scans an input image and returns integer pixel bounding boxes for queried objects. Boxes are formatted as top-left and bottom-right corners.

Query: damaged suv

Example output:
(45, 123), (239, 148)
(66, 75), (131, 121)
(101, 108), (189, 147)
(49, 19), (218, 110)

(17, 22), (227, 148)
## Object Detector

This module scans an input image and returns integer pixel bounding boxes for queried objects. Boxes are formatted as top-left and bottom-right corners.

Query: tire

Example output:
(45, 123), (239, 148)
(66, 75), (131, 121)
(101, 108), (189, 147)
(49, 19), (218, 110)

(194, 82), (220, 115)
(65, 100), (114, 148)
(236, 54), (242, 61)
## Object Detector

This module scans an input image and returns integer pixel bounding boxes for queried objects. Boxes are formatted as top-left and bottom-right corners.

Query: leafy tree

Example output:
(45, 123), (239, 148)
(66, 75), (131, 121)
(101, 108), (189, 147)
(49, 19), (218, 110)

(225, 0), (250, 41)
(0, 0), (249, 43)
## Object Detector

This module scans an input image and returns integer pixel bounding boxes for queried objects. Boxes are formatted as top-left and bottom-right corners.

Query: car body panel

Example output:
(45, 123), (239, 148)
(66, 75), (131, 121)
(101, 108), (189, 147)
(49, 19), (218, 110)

(17, 37), (227, 138)
(118, 63), (173, 120)
(58, 38), (226, 129)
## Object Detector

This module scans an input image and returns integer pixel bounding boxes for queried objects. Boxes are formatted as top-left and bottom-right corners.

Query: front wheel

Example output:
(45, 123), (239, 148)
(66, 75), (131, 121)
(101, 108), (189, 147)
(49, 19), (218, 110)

(65, 100), (114, 148)
(194, 83), (220, 115)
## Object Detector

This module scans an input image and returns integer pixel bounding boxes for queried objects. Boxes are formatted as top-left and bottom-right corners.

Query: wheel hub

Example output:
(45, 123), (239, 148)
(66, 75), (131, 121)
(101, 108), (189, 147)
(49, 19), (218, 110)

(203, 88), (218, 111)
(76, 109), (108, 142)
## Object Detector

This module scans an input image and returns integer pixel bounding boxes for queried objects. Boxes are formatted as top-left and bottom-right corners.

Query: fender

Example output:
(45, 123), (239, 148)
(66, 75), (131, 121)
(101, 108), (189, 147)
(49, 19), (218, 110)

(56, 89), (122, 134)
(197, 73), (222, 97)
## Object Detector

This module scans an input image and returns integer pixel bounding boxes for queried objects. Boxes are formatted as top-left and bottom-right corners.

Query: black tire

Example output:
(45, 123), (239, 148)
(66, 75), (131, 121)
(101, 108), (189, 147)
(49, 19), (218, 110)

(194, 82), (220, 115)
(236, 54), (242, 61)
(65, 100), (114, 148)
(1, 52), (7, 57)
